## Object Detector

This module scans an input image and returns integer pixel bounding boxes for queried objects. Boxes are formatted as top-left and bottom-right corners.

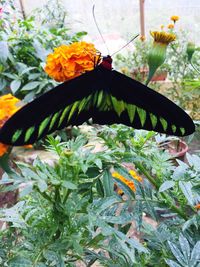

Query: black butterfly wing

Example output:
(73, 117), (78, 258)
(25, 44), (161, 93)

(92, 70), (195, 136)
(0, 68), (104, 146)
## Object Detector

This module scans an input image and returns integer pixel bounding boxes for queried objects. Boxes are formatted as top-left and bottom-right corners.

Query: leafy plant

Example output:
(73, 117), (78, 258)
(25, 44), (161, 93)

(0, 1), (87, 101)
(0, 125), (199, 266)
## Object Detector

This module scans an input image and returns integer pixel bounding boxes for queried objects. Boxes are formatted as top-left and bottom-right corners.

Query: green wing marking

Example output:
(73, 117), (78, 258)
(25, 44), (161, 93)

(126, 104), (136, 123)
(150, 113), (158, 129)
(12, 129), (23, 143)
(172, 124), (177, 133)
(25, 126), (35, 143)
(180, 127), (185, 135)
(137, 107), (146, 127)
(49, 111), (61, 131)
(38, 116), (51, 138)
(160, 117), (168, 131)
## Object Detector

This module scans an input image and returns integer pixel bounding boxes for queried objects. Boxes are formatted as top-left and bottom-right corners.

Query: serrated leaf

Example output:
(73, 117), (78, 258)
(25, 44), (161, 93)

(179, 234), (190, 263)
(168, 241), (187, 266)
(165, 259), (182, 267)
(179, 181), (194, 205)
(159, 181), (175, 192)
(190, 241), (200, 267)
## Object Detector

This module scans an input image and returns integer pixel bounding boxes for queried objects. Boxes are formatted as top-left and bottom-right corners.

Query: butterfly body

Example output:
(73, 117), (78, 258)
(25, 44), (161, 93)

(0, 55), (195, 146)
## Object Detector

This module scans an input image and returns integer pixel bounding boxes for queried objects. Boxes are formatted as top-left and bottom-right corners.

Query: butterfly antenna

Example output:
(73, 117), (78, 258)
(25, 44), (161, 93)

(111, 34), (139, 56)
(92, 5), (110, 55)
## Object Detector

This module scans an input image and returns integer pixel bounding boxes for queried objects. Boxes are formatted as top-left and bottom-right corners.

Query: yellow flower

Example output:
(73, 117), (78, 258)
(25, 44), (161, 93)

(171, 15), (179, 23)
(146, 31), (176, 84)
(150, 31), (176, 45)
(168, 24), (174, 29)
(160, 25), (165, 30)
(45, 41), (100, 82)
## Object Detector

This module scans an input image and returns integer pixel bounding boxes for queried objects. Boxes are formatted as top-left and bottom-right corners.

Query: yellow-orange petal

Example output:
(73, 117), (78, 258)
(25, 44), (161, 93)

(170, 15), (179, 22)
(0, 143), (9, 157)
(195, 203), (200, 210)
(168, 24), (174, 29)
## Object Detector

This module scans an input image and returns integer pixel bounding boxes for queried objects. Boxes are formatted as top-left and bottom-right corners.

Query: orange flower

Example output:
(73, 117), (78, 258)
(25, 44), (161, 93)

(0, 143), (9, 157)
(168, 24), (174, 29)
(112, 171), (136, 192)
(170, 15), (179, 23)
(45, 41), (100, 82)
(0, 94), (21, 128)
(195, 203), (200, 210)
(129, 169), (143, 182)
(0, 94), (22, 156)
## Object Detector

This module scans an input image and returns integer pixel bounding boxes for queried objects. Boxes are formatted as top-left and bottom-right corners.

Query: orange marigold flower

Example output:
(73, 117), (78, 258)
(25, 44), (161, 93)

(195, 203), (200, 210)
(171, 15), (179, 23)
(0, 94), (25, 157)
(168, 24), (174, 29)
(129, 169), (143, 182)
(45, 41), (100, 82)
(0, 143), (9, 157)
(112, 171), (136, 192)
(0, 94), (21, 128)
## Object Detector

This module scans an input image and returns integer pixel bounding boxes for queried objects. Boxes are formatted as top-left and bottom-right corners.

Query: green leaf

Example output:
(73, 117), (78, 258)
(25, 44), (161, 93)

(21, 81), (41, 91)
(102, 170), (114, 197)
(0, 41), (9, 62)
(37, 180), (48, 192)
(20, 67), (36, 76)
(19, 183), (33, 197)
(168, 240), (187, 266)
(179, 181), (194, 205)
(10, 79), (21, 94)
(62, 181), (77, 190)
(94, 158), (102, 169)
(165, 259), (182, 267)
(179, 234), (190, 263)
(96, 178), (104, 197)
(190, 241), (200, 267)
(8, 257), (32, 267)
(159, 181), (175, 192)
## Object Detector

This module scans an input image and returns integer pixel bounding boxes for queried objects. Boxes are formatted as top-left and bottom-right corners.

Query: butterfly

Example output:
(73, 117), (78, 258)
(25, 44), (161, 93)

(0, 53), (195, 146)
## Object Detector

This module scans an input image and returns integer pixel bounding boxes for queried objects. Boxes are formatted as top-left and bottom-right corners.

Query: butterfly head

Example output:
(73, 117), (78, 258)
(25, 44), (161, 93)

(100, 55), (112, 70)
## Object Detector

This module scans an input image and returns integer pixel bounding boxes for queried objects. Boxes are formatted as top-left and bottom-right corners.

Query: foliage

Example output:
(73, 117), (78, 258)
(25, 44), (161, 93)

(0, 125), (200, 266)
(0, 1), (87, 101)
(114, 30), (200, 119)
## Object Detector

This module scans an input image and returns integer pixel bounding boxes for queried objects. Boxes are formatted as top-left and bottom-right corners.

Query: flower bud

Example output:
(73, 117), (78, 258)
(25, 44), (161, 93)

(146, 31), (176, 85)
